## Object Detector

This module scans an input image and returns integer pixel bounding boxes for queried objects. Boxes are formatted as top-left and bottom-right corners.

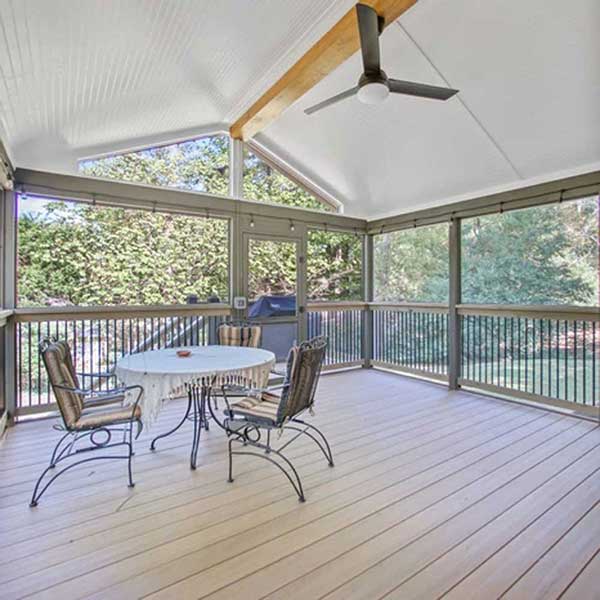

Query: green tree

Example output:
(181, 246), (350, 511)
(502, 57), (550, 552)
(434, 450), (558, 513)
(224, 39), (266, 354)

(19, 137), (358, 307)
(462, 200), (598, 305)
(80, 136), (230, 194)
(307, 230), (362, 300)
(243, 149), (332, 212)
(374, 224), (449, 303)
(18, 201), (229, 306)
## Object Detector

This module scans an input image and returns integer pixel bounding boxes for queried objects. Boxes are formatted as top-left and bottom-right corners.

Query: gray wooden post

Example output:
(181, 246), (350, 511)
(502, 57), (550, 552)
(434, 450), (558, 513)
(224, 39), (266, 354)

(448, 217), (462, 389)
(2, 190), (16, 424)
(362, 234), (374, 368)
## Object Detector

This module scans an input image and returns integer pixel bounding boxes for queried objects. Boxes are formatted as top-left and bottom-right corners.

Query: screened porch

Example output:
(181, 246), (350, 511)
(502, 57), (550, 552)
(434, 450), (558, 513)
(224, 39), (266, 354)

(1, 0), (600, 597)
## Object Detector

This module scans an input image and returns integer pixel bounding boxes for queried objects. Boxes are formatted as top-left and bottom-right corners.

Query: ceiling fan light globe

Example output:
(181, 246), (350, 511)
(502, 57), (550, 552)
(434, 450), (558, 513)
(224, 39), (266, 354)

(357, 81), (389, 105)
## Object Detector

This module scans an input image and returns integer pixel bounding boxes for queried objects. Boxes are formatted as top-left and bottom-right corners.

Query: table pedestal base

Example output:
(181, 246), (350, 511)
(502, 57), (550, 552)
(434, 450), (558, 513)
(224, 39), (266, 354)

(150, 384), (212, 470)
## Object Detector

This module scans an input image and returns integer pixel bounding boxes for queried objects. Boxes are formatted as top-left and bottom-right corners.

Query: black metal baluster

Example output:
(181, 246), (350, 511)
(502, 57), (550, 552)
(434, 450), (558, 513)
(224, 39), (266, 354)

(564, 320), (569, 402)
(547, 319), (552, 398)
(524, 318), (529, 393)
(35, 323), (42, 405)
(532, 319), (536, 395)
(582, 320), (587, 405)
(477, 315), (482, 383)
(517, 317), (522, 391)
(15, 324), (20, 410)
(539, 319), (544, 397)
(556, 320), (560, 399)
(465, 315), (470, 381)
(573, 320), (578, 404)
(592, 321), (597, 407)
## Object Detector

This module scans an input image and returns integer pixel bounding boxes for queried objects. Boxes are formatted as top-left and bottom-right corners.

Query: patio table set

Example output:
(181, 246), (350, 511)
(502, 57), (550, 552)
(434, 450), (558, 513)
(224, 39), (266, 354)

(28, 323), (333, 507)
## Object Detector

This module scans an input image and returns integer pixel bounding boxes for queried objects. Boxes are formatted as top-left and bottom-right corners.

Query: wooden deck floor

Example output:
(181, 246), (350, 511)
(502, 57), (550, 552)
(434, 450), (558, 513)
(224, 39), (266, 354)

(1, 369), (599, 600)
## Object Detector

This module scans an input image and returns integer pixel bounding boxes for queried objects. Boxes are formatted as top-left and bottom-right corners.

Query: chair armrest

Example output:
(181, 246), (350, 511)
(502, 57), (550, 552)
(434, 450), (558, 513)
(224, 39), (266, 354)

(77, 371), (114, 379)
(55, 383), (139, 414)
(83, 390), (127, 408)
(267, 384), (286, 391)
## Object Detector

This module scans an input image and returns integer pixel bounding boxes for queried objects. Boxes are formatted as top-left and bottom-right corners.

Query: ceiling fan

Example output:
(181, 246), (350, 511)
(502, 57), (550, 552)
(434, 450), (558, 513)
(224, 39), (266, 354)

(304, 3), (458, 115)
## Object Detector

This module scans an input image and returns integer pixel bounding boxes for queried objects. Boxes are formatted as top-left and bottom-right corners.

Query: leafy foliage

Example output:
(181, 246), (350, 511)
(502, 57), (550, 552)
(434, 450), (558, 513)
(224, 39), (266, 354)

(80, 136), (230, 194)
(243, 148), (331, 212)
(374, 224), (449, 303)
(373, 198), (599, 306)
(18, 200), (229, 306)
(247, 239), (297, 299)
(19, 138), (355, 307)
(307, 230), (362, 301)
(462, 200), (598, 305)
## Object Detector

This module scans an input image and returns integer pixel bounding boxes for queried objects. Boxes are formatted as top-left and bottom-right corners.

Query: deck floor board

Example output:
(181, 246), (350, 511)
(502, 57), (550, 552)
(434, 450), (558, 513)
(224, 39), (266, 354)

(0, 370), (598, 600)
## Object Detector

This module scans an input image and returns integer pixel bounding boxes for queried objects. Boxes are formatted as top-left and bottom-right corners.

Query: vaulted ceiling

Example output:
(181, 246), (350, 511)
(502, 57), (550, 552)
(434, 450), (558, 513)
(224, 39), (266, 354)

(1, 0), (599, 218)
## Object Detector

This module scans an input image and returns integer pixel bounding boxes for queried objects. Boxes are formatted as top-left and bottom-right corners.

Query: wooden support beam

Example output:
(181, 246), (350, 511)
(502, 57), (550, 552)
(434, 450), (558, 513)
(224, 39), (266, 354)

(229, 0), (417, 140)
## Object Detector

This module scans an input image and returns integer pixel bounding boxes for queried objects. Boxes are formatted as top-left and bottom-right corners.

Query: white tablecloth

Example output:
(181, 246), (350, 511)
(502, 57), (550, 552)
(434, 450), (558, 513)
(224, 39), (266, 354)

(115, 346), (276, 425)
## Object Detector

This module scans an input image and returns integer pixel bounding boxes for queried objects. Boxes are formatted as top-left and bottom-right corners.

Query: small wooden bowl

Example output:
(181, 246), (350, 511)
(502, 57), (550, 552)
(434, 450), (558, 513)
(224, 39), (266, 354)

(176, 350), (192, 358)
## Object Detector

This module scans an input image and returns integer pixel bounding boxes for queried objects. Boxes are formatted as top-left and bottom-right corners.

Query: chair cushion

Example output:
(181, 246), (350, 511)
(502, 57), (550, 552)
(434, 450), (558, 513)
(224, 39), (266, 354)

(218, 325), (261, 348)
(74, 404), (142, 430)
(42, 340), (84, 427)
(226, 391), (281, 425)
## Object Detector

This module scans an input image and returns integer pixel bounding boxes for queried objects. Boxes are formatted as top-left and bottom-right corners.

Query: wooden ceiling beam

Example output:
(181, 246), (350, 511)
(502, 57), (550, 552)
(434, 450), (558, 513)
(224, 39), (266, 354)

(229, 0), (417, 141)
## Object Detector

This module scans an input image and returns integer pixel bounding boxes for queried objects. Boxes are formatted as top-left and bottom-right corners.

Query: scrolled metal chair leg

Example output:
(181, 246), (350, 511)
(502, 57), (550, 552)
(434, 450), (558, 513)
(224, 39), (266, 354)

(228, 438), (306, 502)
(48, 430), (74, 468)
(289, 419), (334, 467)
(30, 453), (131, 507)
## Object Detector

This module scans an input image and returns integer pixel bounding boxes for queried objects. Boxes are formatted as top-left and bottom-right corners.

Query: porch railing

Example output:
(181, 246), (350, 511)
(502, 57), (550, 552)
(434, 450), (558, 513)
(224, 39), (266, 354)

(367, 302), (599, 418)
(458, 305), (599, 417)
(370, 303), (449, 381)
(10, 301), (600, 421)
(14, 304), (231, 417)
(307, 302), (365, 369)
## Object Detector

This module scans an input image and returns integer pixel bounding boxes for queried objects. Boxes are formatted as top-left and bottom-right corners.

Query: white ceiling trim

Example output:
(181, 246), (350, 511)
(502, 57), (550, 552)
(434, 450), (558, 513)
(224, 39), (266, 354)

(248, 137), (344, 212)
(77, 123), (230, 162)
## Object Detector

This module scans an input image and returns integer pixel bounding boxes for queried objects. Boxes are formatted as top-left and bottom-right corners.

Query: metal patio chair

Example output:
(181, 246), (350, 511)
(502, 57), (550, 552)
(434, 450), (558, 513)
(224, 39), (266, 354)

(29, 338), (144, 507)
(221, 335), (332, 502)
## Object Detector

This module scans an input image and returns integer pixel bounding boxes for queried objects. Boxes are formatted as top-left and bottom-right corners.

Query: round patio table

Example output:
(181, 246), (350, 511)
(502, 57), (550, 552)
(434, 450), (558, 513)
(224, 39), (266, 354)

(115, 346), (276, 469)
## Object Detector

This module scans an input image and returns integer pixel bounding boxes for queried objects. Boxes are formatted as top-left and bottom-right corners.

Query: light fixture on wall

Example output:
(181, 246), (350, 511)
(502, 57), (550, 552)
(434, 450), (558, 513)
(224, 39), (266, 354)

(289, 220), (295, 232)
(249, 215), (255, 227)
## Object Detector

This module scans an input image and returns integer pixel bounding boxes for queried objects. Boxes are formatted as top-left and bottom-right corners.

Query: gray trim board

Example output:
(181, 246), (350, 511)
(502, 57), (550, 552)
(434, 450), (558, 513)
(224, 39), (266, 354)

(368, 170), (600, 233)
(15, 168), (367, 231)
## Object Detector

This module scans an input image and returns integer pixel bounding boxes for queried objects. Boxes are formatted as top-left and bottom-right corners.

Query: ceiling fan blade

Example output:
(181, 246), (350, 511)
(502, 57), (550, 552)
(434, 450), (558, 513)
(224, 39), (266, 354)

(356, 3), (381, 74)
(388, 79), (459, 101)
(304, 87), (359, 115)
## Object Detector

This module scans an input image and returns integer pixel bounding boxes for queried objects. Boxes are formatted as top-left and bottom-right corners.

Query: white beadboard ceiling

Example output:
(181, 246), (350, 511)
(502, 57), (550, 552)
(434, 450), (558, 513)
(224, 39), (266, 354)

(1, 0), (599, 218)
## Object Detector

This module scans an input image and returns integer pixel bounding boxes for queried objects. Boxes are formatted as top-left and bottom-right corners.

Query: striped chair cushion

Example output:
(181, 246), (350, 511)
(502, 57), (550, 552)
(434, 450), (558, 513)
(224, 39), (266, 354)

(218, 324), (261, 348)
(75, 404), (142, 430)
(227, 391), (281, 425)
(41, 340), (84, 428)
